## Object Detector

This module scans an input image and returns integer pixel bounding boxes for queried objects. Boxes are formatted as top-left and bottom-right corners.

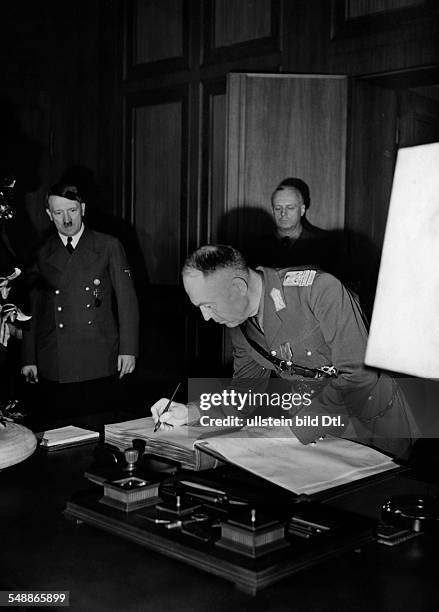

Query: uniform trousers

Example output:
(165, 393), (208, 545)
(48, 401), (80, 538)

(27, 375), (122, 431)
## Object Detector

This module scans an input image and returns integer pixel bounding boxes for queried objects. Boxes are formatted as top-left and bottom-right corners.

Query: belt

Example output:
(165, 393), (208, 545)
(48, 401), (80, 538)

(239, 324), (338, 379)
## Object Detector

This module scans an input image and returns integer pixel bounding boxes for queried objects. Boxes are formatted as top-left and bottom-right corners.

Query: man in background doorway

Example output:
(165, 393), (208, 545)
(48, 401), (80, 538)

(259, 178), (351, 285)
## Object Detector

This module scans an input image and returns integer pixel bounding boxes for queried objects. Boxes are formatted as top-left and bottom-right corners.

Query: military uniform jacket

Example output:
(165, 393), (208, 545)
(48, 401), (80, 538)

(224, 267), (418, 455)
(22, 228), (139, 383)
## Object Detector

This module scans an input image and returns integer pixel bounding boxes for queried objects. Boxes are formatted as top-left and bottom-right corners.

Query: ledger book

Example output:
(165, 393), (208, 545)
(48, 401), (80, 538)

(104, 417), (397, 495)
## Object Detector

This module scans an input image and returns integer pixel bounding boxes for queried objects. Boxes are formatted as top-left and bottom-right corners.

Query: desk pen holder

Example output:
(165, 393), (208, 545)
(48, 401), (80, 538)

(100, 476), (162, 512)
(155, 494), (201, 517)
(216, 509), (288, 558)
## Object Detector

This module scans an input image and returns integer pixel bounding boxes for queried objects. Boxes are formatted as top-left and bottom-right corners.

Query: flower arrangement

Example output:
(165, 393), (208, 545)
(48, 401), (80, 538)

(0, 178), (37, 469)
(0, 268), (30, 346)
(0, 178), (31, 348)
(0, 399), (25, 427)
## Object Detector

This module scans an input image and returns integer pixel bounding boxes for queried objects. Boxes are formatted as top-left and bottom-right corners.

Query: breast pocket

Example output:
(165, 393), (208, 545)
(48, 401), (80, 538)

(292, 326), (331, 368)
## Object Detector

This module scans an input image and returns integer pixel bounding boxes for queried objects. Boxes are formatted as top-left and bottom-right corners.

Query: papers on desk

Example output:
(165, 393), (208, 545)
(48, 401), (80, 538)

(105, 418), (397, 494)
(39, 425), (99, 450)
(198, 428), (397, 495)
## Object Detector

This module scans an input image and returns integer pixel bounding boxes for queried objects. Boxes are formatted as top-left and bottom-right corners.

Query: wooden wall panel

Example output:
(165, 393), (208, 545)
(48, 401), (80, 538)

(196, 80), (229, 372)
(345, 79), (398, 315)
(201, 80), (227, 244)
(209, 91), (227, 242)
(226, 73), (347, 250)
(126, 0), (188, 77)
(214, 0), (271, 47)
(128, 92), (187, 286)
(135, 0), (183, 64)
(347, 0), (424, 19)
(346, 81), (397, 251)
(399, 90), (439, 146)
(282, 1), (439, 77)
(203, 0), (280, 63)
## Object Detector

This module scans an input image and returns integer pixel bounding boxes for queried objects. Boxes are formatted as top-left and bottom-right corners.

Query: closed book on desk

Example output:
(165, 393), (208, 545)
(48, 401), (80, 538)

(39, 425), (99, 450)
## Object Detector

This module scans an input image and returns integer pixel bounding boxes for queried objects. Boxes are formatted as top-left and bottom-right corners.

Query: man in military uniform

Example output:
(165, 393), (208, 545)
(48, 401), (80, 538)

(21, 183), (139, 425)
(152, 244), (418, 458)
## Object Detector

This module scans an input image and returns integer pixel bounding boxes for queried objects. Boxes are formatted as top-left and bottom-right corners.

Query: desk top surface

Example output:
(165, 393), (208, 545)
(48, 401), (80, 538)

(1, 434), (439, 612)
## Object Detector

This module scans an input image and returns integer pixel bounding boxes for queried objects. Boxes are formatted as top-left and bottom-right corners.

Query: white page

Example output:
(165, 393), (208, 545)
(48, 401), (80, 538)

(198, 430), (396, 494)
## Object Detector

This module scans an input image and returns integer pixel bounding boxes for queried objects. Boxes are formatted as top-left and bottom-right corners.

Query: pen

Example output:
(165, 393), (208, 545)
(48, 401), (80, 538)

(154, 382), (181, 432)
(138, 516), (171, 525)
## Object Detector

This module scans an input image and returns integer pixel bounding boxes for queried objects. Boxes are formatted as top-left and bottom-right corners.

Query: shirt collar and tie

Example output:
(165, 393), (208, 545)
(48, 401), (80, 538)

(58, 223), (85, 253)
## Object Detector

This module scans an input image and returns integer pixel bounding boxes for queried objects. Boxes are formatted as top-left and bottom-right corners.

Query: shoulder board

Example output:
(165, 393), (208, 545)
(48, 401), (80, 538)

(283, 269), (316, 287)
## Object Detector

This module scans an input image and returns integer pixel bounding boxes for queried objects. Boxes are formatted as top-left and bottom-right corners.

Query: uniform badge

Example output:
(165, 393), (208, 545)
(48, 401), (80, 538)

(91, 279), (102, 307)
(124, 268), (132, 278)
(93, 287), (102, 307)
(283, 270), (316, 287)
(270, 288), (286, 312)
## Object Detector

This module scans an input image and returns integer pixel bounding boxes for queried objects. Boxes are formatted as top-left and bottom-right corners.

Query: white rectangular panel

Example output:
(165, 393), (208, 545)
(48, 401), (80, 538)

(365, 142), (439, 378)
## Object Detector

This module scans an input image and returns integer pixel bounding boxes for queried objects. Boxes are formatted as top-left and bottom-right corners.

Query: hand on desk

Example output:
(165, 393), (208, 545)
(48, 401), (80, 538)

(151, 398), (189, 431)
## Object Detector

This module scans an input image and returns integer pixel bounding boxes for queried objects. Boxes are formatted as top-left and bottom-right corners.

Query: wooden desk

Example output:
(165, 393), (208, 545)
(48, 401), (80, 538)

(1, 440), (439, 612)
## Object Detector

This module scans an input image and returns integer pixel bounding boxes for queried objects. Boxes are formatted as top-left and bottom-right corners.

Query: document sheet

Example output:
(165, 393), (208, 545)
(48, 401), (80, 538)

(199, 427), (396, 495)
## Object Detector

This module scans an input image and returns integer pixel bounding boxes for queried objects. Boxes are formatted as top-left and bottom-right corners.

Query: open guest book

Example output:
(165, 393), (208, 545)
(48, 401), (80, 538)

(104, 417), (397, 495)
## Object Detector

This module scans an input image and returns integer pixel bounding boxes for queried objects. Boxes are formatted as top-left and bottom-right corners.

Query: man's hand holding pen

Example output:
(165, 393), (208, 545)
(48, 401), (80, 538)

(151, 397), (189, 431)
(151, 397), (201, 431)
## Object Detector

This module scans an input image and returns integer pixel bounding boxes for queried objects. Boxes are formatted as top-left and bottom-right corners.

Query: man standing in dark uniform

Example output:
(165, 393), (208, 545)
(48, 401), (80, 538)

(21, 183), (139, 426)
(152, 245), (418, 459)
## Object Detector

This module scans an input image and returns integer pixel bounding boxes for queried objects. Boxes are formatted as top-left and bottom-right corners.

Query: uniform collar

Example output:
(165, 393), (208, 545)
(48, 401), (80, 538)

(45, 226), (98, 275)
(58, 223), (85, 248)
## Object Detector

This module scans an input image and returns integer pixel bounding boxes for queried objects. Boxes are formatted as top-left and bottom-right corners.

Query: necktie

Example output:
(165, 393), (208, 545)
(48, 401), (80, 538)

(66, 236), (74, 254)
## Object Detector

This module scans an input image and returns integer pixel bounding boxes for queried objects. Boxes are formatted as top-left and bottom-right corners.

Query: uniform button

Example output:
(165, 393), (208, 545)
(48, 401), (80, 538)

(86, 304), (91, 309)
(59, 323), (64, 328)
(55, 290), (60, 295)
(87, 320), (92, 325)
(85, 286), (90, 291)
(306, 350), (312, 356)
(57, 306), (62, 312)
(270, 350), (277, 356)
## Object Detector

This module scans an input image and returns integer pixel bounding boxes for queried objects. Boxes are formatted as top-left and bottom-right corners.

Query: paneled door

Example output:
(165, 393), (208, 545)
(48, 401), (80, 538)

(223, 73), (348, 251)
